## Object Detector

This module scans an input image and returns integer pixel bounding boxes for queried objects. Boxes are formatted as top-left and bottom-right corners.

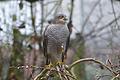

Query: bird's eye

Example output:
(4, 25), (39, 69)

(58, 16), (61, 18)
(59, 16), (64, 19)
(61, 15), (64, 18)
(61, 16), (64, 18)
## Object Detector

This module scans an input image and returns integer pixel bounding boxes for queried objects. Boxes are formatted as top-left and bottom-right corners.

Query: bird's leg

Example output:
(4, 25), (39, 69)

(45, 62), (53, 69)
(55, 45), (65, 66)
(46, 54), (49, 65)
(45, 54), (53, 69)
(61, 45), (65, 63)
(54, 45), (65, 72)
(56, 61), (64, 65)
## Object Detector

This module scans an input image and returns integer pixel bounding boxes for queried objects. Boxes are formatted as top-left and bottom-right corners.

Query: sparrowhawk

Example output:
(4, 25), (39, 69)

(43, 14), (70, 65)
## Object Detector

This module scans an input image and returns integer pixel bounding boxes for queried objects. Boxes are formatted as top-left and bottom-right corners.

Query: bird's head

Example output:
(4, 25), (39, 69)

(54, 14), (68, 24)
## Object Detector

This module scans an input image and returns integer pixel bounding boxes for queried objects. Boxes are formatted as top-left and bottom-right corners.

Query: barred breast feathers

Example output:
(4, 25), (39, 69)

(45, 24), (69, 44)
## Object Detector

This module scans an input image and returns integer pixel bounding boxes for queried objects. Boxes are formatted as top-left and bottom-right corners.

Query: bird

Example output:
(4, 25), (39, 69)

(43, 14), (70, 66)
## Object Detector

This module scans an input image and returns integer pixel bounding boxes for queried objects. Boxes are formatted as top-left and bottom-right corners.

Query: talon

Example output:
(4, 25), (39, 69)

(45, 63), (53, 69)
(56, 61), (64, 65)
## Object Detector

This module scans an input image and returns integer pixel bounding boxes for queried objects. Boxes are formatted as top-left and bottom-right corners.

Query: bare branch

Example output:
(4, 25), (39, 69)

(81, 0), (101, 34)
(111, 74), (120, 80)
(40, 0), (44, 35)
(69, 0), (74, 21)
(69, 58), (117, 75)
(110, 0), (120, 28)
(84, 14), (120, 39)
(30, 2), (37, 36)
(34, 68), (49, 80)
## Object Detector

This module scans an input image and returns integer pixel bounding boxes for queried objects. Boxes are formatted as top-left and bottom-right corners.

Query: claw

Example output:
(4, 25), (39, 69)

(56, 61), (64, 65)
(45, 63), (53, 69)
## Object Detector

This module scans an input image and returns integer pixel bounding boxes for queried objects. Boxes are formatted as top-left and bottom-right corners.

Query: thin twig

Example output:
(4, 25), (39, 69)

(96, 75), (112, 80)
(44, 1), (58, 19)
(40, 0), (44, 35)
(56, 66), (63, 80)
(30, 2), (37, 36)
(69, 0), (74, 21)
(34, 68), (49, 80)
(84, 14), (120, 40)
(52, 68), (77, 80)
(110, 0), (119, 28)
(111, 74), (120, 80)
(9, 65), (44, 70)
(81, 0), (101, 34)
(54, 0), (63, 16)
(44, 1), (58, 6)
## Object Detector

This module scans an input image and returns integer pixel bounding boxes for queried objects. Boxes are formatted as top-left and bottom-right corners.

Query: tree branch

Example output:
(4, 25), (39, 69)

(69, 58), (117, 75)
(81, 0), (101, 34)
(40, 0), (44, 35)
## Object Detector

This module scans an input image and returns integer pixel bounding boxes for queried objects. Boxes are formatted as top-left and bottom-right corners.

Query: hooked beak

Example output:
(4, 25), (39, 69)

(63, 17), (68, 21)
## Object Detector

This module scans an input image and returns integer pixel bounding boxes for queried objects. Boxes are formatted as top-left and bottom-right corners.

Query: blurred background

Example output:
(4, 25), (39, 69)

(0, 0), (120, 80)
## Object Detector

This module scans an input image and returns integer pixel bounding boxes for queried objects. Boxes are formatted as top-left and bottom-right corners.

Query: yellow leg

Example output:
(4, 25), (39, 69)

(56, 61), (64, 65)
(45, 63), (53, 69)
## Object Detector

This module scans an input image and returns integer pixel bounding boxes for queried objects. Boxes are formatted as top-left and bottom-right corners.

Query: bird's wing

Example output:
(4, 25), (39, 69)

(43, 25), (49, 65)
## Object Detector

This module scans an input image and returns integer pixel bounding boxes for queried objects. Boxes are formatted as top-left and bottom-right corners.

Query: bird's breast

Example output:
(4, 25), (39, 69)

(45, 25), (69, 44)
